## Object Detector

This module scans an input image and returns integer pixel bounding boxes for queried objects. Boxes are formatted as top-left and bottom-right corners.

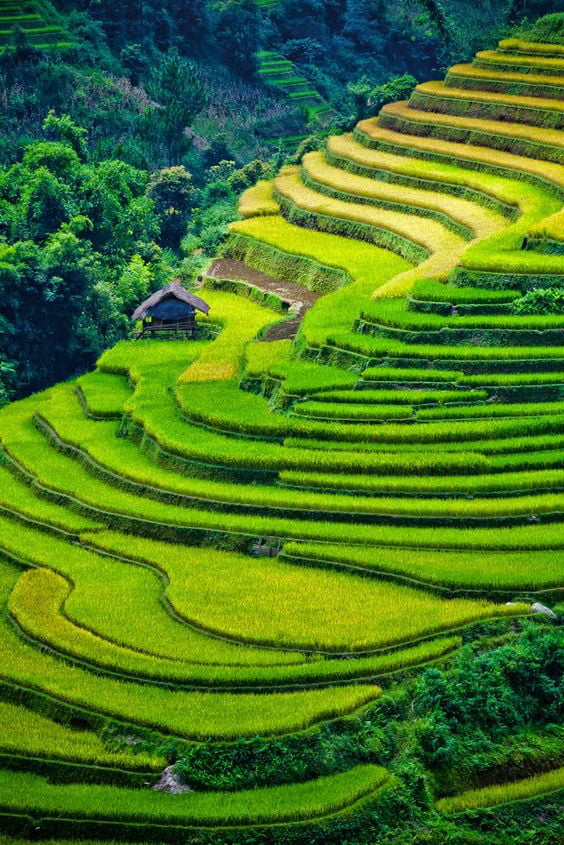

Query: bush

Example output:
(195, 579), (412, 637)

(414, 625), (563, 774)
(521, 13), (564, 46)
(511, 287), (564, 315)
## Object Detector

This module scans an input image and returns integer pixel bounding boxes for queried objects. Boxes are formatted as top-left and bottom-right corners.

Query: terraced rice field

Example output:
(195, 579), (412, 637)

(0, 0), (72, 50)
(0, 33), (562, 844)
(257, 50), (334, 151)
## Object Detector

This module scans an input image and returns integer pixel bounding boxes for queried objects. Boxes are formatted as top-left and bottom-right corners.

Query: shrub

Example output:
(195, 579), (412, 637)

(519, 14), (564, 47)
(511, 287), (564, 315)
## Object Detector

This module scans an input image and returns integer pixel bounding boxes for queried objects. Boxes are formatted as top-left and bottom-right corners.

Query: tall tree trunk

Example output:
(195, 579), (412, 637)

(506, 0), (528, 24)
(417, 0), (455, 49)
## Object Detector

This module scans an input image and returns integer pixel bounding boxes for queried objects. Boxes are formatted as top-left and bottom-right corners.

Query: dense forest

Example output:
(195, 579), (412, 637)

(0, 0), (561, 402)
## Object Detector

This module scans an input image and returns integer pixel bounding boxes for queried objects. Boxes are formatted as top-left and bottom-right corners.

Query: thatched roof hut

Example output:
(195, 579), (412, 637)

(132, 282), (210, 321)
(131, 281), (210, 337)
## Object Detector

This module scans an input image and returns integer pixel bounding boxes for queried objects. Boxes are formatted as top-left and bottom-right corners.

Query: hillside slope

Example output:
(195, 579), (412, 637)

(0, 28), (562, 845)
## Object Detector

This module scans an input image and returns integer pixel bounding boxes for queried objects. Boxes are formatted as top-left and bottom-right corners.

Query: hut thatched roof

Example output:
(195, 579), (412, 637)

(131, 282), (210, 321)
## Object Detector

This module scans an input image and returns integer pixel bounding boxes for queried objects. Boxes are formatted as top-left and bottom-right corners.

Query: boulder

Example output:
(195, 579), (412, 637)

(153, 765), (193, 794)
(531, 602), (557, 620)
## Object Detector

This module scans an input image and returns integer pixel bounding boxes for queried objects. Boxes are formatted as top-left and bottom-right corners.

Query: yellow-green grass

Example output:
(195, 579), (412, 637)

(33, 387), (564, 502)
(30, 386), (558, 517)
(27, 383), (564, 499)
(140, 378), (564, 453)
(286, 434), (564, 461)
(96, 340), (324, 469)
(295, 252), (410, 347)
(244, 338), (293, 376)
(354, 118), (564, 197)
(499, 39), (564, 57)
(0, 461), (101, 535)
(475, 50), (564, 74)
(0, 382), (495, 487)
(5, 566), (358, 685)
(412, 80), (564, 124)
(35, 381), (564, 490)
(361, 366), (464, 383)
(0, 765), (391, 827)
(330, 330), (564, 365)
(303, 388), (486, 405)
(274, 168), (465, 258)
(6, 394), (564, 549)
(324, 135), (553, 297)
(1, 546), (444, 680)
(376, 99), (563, 161)
(292, 401), (414, 422)
(331, 130), (539, 219)
(84, 515), (564, 552)
(410, 278), (520, 306)
(79, 531), (528, 653)
(446, 63), (564, 98)
(0, 559), (381, 740)
(417, 402), (564, 422)
(281, 541), (562, 591)
(360, 296), (564, 330)
(178, 289), (281, 382)
(360, 143), (564, 281)
(436, 767), (564, 814)
(1, 519), (303, 666)
(360, 369), (564, 390)
(2, 429), (562, 551)
(37, 375), (564, 459)
(527, 206), (564, 241)
(461, 371), (564, 386)
(456, 222), (564, 279)
(228, 214), (411, 297)
(2, 411), (543, 548)
(0, 701), (164, 770)
(3, 518), (462, 686)
(279, 466), (564, 498)
(76, 371), (132, 418)
(302, 150), (505, 240)
(374, 248), (471, 297)
(328, 129), (563, 294)
(99, 337), (202, 379)
(238, 179), (280, 217)
(264, 360), (357, 395)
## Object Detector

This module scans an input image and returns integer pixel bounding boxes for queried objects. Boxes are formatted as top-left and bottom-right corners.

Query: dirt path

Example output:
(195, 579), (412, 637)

(207, 258), (319, 340)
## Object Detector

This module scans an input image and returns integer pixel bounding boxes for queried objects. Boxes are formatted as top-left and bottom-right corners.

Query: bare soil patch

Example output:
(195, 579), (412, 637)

(207, 258), (319, 340)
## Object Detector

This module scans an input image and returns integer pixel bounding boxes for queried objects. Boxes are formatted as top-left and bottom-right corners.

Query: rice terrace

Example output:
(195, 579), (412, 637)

(0, 2), (562, 844)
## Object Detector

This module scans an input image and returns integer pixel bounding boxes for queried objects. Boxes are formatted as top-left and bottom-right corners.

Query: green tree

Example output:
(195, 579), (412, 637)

(22, 141), (81, 179)
(146, 166), (195, 249)
(348, 73), (417, 120)
(116, 254), (153, 314)
(18, 167), (76, 241)
(216, 0), (260, 78)
(43, 111), (88, 160)
(119, 44), (147, 86)
(367, 74), (418, 117)
(80, 159), (158, 257)
(147, 48), (206, 165)
(0, 357), (14, 407)
(347, 75), (373, 121)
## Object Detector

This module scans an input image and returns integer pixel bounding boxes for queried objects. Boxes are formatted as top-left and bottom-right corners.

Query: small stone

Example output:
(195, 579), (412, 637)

(531, 602), (557, 620)
(153, 765), (193, 794)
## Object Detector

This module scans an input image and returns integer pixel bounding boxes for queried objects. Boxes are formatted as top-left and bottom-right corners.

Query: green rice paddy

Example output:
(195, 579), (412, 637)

(0, 30), (562, 841)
